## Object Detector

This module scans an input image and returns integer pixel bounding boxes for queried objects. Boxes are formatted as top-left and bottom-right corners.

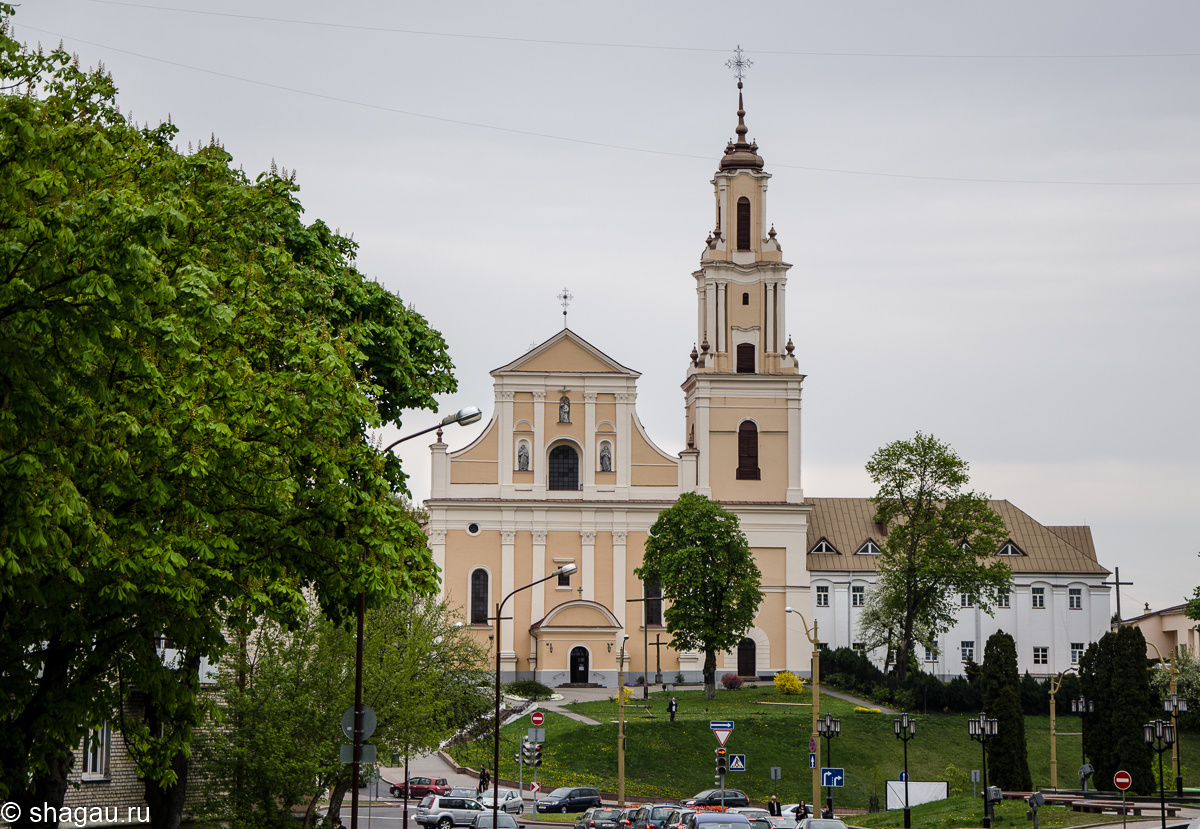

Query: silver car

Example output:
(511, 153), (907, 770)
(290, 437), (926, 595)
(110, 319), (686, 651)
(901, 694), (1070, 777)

(479, 788), (524, 814)
(416, 795), (487, 828)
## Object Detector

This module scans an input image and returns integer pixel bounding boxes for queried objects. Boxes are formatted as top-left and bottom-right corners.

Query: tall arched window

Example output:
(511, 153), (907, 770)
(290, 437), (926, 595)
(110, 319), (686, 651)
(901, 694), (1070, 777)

(643, 578), (662, 626)
(470, 569), (489, 625)
(736, 342), (755, 373)
(548, 444), (579, 490)
(737, 197), (751, 250)
(736, 421), (760, 480)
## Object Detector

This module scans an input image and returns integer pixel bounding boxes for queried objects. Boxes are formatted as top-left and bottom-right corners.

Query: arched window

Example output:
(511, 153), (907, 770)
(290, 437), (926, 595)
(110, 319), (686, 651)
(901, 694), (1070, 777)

(742, 292), (749, 305)
(736, 196), (751, 250)
(643, 578), (662, 626)
(736, 342), (755, 373)
(470, 569), (489, 625)
(736, 421), (760, 480)
(548, 444), (579, 490)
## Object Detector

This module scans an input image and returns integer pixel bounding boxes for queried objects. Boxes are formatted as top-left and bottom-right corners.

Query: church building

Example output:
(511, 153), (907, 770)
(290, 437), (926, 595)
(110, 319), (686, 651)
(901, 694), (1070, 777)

(425, 82), (1110, 685)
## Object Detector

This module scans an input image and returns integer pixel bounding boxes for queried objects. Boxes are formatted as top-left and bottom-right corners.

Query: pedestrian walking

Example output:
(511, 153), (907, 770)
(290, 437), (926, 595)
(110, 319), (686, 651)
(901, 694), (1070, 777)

(478, 765), (490, 797)
(795, 801), (808, 820)
(768, 796), (782, 817)
(668, 697), (678, 722)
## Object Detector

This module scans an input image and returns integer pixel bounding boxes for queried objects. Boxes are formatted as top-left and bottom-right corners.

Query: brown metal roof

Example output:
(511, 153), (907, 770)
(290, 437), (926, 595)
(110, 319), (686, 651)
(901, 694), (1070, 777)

(804, 498), (1108, 576)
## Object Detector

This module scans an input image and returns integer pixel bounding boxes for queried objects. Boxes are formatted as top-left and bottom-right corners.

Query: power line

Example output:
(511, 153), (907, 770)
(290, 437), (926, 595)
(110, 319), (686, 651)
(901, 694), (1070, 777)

(19, 24), (1200, 186)
(85, 0), (1200, 60)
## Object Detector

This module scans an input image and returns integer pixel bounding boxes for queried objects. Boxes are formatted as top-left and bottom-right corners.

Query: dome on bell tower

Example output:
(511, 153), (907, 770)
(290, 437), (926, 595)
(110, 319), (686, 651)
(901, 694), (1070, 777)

(719, 81), (764, 171)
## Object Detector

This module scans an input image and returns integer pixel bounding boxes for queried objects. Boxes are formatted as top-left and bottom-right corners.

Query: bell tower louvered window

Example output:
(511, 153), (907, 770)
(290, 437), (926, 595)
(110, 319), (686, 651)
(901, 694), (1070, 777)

(736, 421), (760, 480)
(736, 196), (751, 250)
(736, 342), (755, 373)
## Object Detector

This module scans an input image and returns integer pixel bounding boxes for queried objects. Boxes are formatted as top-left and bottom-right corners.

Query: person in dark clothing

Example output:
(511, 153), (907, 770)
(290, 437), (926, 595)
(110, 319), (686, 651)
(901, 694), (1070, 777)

(821, 804), (833, 819)
(478, 765), (490, 797)
(794, 801), (808, 820)
(768, 796), (782, 817)
(668, 697), (678, 722)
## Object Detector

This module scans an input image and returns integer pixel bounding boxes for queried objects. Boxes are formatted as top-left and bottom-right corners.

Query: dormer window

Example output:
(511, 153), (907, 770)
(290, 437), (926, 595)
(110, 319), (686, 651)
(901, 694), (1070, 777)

(736, 197), (751, 250)
(997, 541), (1025, 556)
(856, 541), (880, 555)
(811, 539), (838, 554)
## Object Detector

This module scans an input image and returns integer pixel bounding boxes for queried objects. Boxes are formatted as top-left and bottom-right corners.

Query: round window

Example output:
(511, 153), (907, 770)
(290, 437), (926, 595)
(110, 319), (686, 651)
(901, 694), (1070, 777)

(467, 523), (480, 536)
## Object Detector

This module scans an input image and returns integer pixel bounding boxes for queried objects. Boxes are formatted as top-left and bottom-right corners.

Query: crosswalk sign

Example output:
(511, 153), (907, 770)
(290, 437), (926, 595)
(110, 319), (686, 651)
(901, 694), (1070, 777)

(728, 754), (746, 771)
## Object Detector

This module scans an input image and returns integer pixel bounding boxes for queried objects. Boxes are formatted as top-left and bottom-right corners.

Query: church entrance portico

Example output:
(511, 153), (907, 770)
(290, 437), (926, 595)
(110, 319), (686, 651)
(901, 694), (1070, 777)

(569, 647), (589, 683)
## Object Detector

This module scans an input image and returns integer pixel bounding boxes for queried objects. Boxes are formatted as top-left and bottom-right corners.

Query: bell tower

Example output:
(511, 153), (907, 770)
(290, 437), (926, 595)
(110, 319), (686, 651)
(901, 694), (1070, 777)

(682, 79), (804, 504)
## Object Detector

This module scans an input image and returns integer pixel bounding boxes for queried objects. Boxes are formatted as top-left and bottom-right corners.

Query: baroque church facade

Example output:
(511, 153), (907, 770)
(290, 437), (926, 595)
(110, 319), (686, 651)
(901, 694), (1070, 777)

(426, 83), (1111, 685)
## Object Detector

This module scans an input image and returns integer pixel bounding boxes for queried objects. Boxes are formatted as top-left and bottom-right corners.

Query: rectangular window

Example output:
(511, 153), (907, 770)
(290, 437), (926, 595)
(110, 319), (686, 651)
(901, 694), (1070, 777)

(82, 724), (109, 780)
(959, 594), (972, 607)
(852, 642), (866, 653)
(817, 642), (829, 651)
(1069, 588), (1082, 609)
(557, 567), (572, 588)
(1032, 587), (1045, 608)
(1033, 646), (1049, 665)
(1071, 642), (1085, 664)
(815, 586), (829, 607)
(924, 647), (936, 662)
(852, 585), (865, 607)
(998, 589), (1010, 608)
(643, 578), (662, 627)
(961, 640), (974, 663)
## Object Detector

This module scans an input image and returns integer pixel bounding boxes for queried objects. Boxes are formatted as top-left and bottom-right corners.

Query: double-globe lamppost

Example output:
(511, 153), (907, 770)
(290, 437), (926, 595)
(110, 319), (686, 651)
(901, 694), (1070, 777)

(1071, 695), (1094, 790)
(784, 606), (821, 809)
(816, 714), (840, 816)
(894, 713), (916, 829)
(1143, 718), (1176, 829)
(967, 713), (999, 829)
(617, 634), (630, 806)
(490, 562), (578, 827)
(349, 407), (483, 829)
(1162, 693), (1188, 797)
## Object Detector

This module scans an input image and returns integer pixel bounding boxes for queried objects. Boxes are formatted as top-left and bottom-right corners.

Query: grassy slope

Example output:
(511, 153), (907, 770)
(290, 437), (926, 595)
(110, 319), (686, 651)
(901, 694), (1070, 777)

(447, 685), (1197, 813)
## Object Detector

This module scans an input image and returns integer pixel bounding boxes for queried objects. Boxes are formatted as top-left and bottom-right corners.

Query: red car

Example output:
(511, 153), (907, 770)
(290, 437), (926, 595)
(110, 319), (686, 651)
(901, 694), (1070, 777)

(392, 776), (451, 799)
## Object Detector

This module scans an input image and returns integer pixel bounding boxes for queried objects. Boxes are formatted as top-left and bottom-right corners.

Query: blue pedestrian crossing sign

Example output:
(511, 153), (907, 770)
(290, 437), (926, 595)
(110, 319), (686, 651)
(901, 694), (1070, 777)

(821, 768), (845, 787)
(808, 753), (816, 769)
(728, 754), (746, 771)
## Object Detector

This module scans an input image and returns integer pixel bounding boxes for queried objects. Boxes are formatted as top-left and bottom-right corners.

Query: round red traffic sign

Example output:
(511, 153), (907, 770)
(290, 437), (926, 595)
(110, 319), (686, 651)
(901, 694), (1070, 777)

(531, 711), (545, 726)
(1114, 770), (1132, 791)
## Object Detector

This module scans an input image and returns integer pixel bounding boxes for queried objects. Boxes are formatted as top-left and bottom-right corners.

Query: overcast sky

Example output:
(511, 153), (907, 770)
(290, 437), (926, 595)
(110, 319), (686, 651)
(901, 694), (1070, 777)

(20, 1), (1199, 617)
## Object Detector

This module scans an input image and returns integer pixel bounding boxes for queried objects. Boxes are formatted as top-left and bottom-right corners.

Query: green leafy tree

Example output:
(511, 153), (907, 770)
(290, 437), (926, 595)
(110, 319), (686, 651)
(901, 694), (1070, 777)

(856, 585), (938, 675)
(0, 13), (455, 826)
(980, 631), (1032, 790)
(1186, 552), (1200, 623)
(1079, 626), (1155, 794)
(865, 432), (1011, 683)
(1149, 649), (1199, 732)
(636, 492), (763, 700)
(193, 597), (488, 829)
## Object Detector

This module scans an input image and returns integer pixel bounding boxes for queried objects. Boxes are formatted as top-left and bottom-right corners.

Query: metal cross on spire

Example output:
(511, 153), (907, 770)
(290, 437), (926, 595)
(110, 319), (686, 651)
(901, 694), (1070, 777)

(726, 45), (752, 81)
(557, 287), (573, 328)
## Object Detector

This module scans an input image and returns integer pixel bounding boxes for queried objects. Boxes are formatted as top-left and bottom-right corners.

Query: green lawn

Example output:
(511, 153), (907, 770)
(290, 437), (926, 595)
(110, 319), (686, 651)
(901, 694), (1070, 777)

(446, 685), (1197, 811)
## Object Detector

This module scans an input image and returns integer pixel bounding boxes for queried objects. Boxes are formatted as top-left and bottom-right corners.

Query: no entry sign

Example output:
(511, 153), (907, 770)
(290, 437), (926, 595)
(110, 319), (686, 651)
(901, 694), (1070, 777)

(1114, 770), (1132, 791)
(531, 711), (545, 726)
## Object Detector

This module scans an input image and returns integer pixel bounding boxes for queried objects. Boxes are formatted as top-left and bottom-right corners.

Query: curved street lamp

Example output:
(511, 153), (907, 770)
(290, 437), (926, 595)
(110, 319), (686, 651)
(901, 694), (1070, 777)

(785, 606), (821, 808)
(967, 713), (999, 829)
(894, 713), (916, 829)
(490, 562), (578, 828)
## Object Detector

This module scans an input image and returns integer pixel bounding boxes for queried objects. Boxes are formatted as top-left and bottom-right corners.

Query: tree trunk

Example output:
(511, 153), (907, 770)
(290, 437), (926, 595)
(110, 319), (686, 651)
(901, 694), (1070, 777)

(143, 749), (188, 829)
(328, 779), (350, 825)
(897, 614), (914, 684)
(703, 647), (717, 700)
(13, 748), (72, 829)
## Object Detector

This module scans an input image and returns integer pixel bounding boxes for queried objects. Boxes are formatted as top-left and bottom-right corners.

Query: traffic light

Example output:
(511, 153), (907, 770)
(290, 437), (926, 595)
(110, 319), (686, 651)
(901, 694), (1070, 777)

(520, 738), (534, 765)
(532, 744), (543, 768)
(715, 747), (727, 777)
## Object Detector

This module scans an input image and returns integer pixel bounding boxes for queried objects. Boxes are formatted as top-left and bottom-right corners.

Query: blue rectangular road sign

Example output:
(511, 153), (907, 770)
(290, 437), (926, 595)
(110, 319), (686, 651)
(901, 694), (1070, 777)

(710, 721), (735, 730)
(808, 753), (816, 769)
(821, 768), (845, 788)
(728, 754), (746, 771)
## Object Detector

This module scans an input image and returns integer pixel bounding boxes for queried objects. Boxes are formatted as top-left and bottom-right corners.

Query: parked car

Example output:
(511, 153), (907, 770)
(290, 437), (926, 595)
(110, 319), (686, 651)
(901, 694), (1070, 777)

(629, 804), (677, 829)
(685, 812), (752, 829)
(536, 787), (603, 814)
(575, 807), (625, 829)
(479, 788), (524, 814)
(415, 795), (487, 828)
(679, 790), (750, 809)
(794, 820), (847, 829)
(449, 787), (479, 799)
(393, 776), (452, 799)
(471, 814), (523, 829)
(726, 810), (769, 822)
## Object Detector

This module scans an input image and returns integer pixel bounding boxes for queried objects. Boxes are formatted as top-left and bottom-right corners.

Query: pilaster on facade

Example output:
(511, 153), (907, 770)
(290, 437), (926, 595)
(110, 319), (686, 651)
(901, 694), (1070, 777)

(429, 528), (447, 573)
(612, 529), (627, 628)
(531, 528), (548, 623)
(580, 529), (596, 602)
(500, 530), (516, 652)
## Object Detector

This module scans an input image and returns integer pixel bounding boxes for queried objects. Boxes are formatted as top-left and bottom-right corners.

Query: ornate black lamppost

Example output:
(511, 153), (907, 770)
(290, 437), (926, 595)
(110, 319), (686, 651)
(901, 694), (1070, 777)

(816, 713), (840, 815)
(1144, 718), (1176, 829)
(894, 713), (916, 829)
(1163, 693), (1189, 797)
(1071, 695), (1094, 790)
(967, 713), (999, 829)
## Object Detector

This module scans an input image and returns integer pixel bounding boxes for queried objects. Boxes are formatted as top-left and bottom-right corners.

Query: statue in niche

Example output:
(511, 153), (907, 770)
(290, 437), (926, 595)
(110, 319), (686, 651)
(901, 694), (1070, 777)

(517, 443), (529, 471)
(599, 444), (612, 472)
(558, 394), (570, 423)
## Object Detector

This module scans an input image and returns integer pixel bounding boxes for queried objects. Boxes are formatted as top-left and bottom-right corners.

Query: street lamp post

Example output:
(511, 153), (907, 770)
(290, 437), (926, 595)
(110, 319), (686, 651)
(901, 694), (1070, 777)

(1071, 696), (1094, 790)
(491, 563), (578, 828)
(1163, 693), (1189, 797)
(785, 607), (821, 809)
(625, 597), (655, 699)
(967, 713), (999, 829)
(350, 406), (482, 829)
(894, 713), (916, 829)
(617, 634), (630, 805)
(816, 714), (840, 816)
(1144, 718), (1176, 829)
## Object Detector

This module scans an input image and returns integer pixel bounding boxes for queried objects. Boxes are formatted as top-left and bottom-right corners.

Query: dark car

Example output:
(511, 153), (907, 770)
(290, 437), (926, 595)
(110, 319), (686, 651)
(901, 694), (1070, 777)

(393, 776), (452, 799)
(629, 805), (677, 829)
(536, 787), (602, 814)
(662, 809), (695, 829)
(471, 814), (524, 829)
(679, 790), (750, 809)
(575, 808), (625, 829)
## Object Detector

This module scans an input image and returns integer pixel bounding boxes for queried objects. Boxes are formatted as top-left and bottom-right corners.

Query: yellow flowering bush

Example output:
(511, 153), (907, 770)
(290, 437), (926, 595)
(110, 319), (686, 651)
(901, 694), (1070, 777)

(774, 670), (804, 695)
(854, 705), (882, 713)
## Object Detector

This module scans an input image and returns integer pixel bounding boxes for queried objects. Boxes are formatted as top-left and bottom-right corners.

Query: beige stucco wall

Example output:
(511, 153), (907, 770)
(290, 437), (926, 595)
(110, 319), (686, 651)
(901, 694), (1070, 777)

(513, 338), (618, 373)
(450, 422), (499, 484)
